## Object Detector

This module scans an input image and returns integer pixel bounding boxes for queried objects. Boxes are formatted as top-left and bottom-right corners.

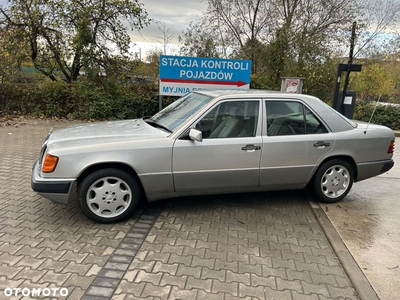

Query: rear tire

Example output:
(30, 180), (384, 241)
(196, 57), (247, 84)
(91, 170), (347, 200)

(312, 159), (354, 203)
(78, 168), (140, 223)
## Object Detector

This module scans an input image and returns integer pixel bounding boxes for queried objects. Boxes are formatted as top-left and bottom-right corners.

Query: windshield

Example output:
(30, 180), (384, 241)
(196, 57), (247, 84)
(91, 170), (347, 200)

(151, 92), (214, 132)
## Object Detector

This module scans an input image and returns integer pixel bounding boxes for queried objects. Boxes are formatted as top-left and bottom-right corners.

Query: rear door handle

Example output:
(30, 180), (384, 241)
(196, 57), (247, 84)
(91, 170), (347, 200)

(313, 141), (330, 148)
(241, 144), (261, 151)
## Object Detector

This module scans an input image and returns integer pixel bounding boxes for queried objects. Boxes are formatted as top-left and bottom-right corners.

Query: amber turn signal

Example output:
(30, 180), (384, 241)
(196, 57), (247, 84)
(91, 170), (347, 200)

(42, 154), (59, 173)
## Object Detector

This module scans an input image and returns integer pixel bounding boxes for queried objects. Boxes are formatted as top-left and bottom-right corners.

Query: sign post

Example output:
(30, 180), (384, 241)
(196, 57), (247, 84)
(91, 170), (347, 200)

(159, 55), (252, 97)
(332, 64), (362, 114)
(158, 94), (162, 111)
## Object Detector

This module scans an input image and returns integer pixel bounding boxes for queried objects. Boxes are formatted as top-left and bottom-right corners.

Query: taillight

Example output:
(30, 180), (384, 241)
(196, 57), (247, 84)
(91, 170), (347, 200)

(42, 154), (59, 173)
(388, 140), (395, 153)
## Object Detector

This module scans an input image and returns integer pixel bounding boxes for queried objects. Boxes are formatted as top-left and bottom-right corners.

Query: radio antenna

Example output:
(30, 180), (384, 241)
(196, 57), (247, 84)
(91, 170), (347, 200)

(364, 95), (381, 134)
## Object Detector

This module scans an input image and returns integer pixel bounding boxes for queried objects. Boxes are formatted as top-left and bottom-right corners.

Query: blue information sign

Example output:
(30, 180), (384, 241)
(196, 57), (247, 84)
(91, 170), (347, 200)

(159, 55), (252, 96)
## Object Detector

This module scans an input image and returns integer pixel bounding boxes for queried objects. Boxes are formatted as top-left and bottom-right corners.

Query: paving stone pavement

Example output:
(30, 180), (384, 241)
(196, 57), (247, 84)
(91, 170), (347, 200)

(0, 119), (359, 300)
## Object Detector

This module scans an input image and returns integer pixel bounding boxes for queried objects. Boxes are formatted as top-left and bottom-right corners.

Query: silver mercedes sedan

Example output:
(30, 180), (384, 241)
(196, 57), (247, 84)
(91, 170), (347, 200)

(31, 90), (395, 223)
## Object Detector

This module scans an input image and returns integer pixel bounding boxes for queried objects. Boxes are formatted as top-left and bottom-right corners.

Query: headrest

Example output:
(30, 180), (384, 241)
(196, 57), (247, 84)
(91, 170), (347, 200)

(229, 107), (240, 117)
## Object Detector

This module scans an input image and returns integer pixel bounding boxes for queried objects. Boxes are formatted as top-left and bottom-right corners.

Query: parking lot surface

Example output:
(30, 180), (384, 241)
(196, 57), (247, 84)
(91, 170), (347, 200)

(0, 119), (358, 299)
(322, 147), (400, 300)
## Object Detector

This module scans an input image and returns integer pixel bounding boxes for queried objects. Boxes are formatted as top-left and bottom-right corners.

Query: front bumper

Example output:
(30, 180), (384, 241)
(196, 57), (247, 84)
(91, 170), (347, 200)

(356, 159), (394, 182)
(31, 160), (75, 205)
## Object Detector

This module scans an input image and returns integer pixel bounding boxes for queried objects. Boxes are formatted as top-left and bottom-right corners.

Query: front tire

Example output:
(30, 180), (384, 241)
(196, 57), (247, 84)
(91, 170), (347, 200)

(312, 159), (354, 203)
(78, 168), (140, 223)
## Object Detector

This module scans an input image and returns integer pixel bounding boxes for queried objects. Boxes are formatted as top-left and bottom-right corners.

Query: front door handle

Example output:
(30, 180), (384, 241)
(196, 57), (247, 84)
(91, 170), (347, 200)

(241, 144), (261, 151)
(313, 141), (330, 148)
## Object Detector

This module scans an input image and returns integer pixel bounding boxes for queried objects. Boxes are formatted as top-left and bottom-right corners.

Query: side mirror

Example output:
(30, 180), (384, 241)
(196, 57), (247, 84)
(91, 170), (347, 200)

(189, 128), (203, 142)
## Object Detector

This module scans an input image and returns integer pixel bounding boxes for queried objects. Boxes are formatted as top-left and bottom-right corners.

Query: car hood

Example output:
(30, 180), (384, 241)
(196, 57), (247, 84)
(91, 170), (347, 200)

(47, 119), (168, 144)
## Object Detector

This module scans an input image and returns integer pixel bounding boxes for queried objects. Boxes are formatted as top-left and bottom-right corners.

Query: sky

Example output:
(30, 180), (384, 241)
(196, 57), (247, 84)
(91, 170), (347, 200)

(0, 0), (207, 59)
(129, 0), (208, 58)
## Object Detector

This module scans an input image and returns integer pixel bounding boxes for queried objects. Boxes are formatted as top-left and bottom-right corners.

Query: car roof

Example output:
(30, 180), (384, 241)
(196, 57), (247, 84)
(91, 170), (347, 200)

(194, 89), (285, 97)
(194, 89), (322, 104)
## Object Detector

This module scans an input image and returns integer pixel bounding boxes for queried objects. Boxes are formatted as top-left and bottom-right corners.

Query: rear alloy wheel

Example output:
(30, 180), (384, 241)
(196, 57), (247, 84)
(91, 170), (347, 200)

(313, 159), (354, 203)
(78, 168), (140, 223)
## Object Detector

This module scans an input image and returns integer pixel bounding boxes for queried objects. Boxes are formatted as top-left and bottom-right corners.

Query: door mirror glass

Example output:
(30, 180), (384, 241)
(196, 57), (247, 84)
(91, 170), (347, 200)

(189, 128), (203, 142)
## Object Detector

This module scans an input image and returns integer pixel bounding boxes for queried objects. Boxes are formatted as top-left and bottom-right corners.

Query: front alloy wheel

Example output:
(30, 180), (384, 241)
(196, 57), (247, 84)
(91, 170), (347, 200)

(78, 168), (140, 223)
(313, 159), (354, 203)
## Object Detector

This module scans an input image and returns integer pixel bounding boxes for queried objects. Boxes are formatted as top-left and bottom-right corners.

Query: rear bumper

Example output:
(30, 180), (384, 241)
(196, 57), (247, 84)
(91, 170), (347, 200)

(356, 159), (394, 182)
(31, 160), (75, 205)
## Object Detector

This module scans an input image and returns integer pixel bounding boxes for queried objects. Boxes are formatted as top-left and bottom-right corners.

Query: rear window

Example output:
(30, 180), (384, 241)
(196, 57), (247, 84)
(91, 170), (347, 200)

(320, 101), (357, 128)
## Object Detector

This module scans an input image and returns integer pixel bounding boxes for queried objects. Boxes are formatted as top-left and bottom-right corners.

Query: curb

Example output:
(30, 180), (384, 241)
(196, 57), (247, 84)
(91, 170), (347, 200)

(394, 131), (400, 137)
(306, 194), (379, 300)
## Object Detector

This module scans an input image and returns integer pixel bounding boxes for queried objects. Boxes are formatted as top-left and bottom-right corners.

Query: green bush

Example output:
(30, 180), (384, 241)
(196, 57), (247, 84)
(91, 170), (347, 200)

(0, 82), (33, 114)
(354, 101), (400, 130)
(32, 81), (75, 117)
(0, 78), (161, 120)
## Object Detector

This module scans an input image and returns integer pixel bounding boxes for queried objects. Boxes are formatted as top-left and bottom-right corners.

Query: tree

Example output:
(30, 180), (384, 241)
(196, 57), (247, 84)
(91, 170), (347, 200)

(134, 49), (162, 79)
(353, 0), (400, 58)
(154, 20), (174, 55)
(179, 20), (222, 58)
(352, 62), (396, 101)
(180, 0), (358, 77)
(206, 0), (272, 72)
(0, 0), (150, 82)
(262, 0), (358, 86)
(349, 41), (400, 103)
(0, 24), (31, 81)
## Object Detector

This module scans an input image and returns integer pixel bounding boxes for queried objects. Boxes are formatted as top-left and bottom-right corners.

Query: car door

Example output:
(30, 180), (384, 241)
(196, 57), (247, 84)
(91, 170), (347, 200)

(260, 99), (336, 189)
(172, 99), (262, 192)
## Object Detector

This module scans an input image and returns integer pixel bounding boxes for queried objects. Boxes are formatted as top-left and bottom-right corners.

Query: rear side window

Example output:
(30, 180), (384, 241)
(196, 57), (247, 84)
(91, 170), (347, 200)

(266, 101), (328, 136)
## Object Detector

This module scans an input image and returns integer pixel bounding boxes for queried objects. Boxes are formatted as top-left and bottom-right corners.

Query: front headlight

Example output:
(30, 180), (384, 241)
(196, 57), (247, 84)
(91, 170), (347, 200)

(38, 133), (51, 164)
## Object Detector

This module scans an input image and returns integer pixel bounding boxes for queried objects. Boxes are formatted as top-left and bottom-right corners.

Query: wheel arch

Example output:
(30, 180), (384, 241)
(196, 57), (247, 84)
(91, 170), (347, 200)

(77, 162), (148, 203)
(312, 155), (358, 182)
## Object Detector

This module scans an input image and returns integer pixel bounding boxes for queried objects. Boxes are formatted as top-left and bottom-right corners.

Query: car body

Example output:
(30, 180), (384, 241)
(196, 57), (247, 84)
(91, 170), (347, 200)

(31, 90), (395, 223)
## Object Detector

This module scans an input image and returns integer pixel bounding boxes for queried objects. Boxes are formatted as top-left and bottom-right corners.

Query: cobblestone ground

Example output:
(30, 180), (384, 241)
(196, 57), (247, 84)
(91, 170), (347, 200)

(0, 119), (358, 300)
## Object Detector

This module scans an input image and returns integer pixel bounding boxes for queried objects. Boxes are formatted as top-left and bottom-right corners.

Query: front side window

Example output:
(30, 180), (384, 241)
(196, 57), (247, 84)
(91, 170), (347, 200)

(266, 101), (328, 136)
(196, 100), (259, 138)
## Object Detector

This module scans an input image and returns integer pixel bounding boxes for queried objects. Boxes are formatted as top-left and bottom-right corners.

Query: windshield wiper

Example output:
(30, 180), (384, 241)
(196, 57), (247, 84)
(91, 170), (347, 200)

(143, 117), (172, 133)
